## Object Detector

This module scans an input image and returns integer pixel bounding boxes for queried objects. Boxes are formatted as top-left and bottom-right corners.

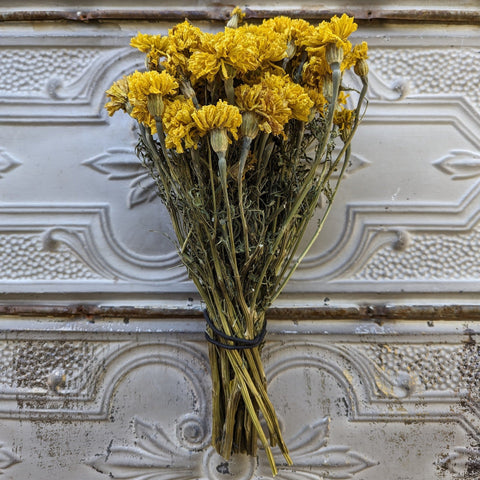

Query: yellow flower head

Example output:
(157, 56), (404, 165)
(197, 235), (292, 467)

(230, 6), (246, 20)
(262, 73), (313, 122)
(162, 97), (198, 153)
(192, 100), (242, 141)
(236, 82), (289, 136)
(188, 28), (260, 82)
(159, 22), (202, 75)
(262, 16), (292, 36)
(333, 107), (355, 133)
(306, 14), (357, 58)
(304, 86), (328, 113)
(130, 32), (169, 68)
(127, 70), (179, 124)
(244, 24), (288, 65)
(128, 70), (178, 103)
(262, 17), (315, 50)
(235, 73), (312, 136)
(326, 14), (357, 47)
(168, 20), (203, 52)
(290, 19), (317, 48)
(105, 76), (130, 116)
(303, 55), (329, 89)
(341, 41), (368, 71)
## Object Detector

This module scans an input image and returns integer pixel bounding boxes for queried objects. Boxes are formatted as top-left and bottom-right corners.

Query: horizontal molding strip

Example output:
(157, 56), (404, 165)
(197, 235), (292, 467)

(0, 303), (480, 322)
(0, 7), (479, 24)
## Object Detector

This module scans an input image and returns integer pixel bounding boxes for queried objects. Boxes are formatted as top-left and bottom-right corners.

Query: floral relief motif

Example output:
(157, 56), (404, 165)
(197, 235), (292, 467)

(0, 442), (21, 473)
(88, 416), (376, 480)
(433, 150), (480, 180)
(84, 147), (370, 211)
(437, 447), (480, 479)
(0, 148), (21, 179)
(83, 147), (158, 208)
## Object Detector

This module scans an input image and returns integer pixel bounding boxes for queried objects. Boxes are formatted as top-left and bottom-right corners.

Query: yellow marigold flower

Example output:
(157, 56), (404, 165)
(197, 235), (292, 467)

(244, 24), (287, 65)
(327, 14), (358, 47)
(262, 17), (315, 49)
(159, 22), (204, 76)
(188, 51), (220, 83)
(147, 70), (179, 96)
(236, 82), (288, 136)
(305, 14), (357, 59)
(334, 106), (355, 142)
(230, 6), (245, 19)
(284, 81), (314, 122)
(130, 32), (169, 68)
(192, 100), (242, 141)
(236, 72), (313, 136)
(169, 20), (203, 52)
(302, 55), (329, 89)
(188, 28), (260, 82)
(334, 106), (354, 130)
(162, 97), (198, 153)
(342, 41), (368, 71)
(305, 86), (328, 112)
(236, 75), (300, 137)
(105, 76), (130, 116)
(262, 73), (313, 122)
(130, 32), (163, 53)
(127, 70), (178, 125)
(291, 19), (317, 47)
(262, 16), (292, 36)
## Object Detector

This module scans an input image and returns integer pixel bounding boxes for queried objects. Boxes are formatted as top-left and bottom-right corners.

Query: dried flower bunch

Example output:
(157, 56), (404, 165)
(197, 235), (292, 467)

(105, 7), (368, 475)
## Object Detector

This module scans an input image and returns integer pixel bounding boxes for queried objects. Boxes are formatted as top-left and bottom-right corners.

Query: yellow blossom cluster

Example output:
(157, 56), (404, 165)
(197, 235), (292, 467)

(105, 9), (368, 153)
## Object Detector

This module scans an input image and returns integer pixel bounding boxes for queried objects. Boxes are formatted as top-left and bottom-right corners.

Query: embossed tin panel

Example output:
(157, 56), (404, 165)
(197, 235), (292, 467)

(0, 3), (479, 479)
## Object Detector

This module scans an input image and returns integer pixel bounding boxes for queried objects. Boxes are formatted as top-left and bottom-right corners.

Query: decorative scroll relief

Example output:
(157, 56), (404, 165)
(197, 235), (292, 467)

(0, 205), (187, 286)
(2, 43), (480, 291)
(3, 340), (111, 396)
(85, 335), (480, 480)
(348, 149), (480, 283)
(368, 48), (480, 113)
(0, 48), (104, 96)
(0, 339), (210, 421)
(88, 416), (376, 480)
(352, 227), (480, 281)
(0, 45), (142, 122)
(0, 338), (127, 420)
(347, 343), (466, 395)
(0, 325), (476, 478)
(0, 233), (102, 280)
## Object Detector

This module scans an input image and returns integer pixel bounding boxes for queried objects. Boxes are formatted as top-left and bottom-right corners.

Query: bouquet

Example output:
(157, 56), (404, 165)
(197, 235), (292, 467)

(105, 7), (368, 475)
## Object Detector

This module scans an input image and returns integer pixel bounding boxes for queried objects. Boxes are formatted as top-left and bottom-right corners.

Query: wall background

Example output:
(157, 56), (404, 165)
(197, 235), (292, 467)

(0, 2), (479, 479)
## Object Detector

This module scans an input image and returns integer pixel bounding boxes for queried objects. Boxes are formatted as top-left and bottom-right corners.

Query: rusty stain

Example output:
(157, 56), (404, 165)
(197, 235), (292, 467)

(0, 7), (478, 24)
(1, 303), (480, 321)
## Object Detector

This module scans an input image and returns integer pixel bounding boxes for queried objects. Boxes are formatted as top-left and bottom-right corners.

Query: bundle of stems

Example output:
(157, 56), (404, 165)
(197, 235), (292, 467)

(105, 9), (368, 475)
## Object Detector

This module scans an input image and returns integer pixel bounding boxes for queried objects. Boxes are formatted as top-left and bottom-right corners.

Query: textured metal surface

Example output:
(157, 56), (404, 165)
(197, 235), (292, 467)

(0, 5), (479, 479)
(2, 303), (480, 321)
(0, 316), (478, 479)
(0, 6), (479, 24)
(0, 20), (480, 306)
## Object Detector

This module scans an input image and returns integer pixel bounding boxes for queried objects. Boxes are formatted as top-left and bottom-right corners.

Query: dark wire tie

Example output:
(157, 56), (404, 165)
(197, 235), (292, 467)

(203, 310), (267, 350)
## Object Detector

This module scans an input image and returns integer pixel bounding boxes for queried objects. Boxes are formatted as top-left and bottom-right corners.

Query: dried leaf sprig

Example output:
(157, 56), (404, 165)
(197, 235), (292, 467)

(106, 8), (368, 476)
